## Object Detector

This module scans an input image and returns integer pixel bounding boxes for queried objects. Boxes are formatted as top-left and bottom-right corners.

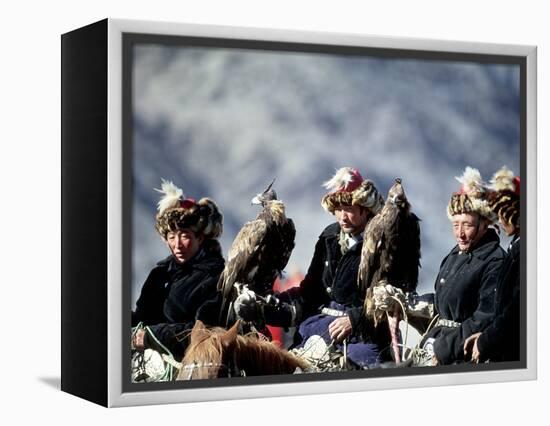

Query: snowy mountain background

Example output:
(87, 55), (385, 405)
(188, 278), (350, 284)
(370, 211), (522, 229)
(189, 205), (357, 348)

(131, 43), (520, 306)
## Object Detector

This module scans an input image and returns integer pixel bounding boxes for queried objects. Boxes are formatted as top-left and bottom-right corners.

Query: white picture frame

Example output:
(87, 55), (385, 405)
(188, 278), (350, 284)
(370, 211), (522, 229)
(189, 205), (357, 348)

(61, 18), (537, 407)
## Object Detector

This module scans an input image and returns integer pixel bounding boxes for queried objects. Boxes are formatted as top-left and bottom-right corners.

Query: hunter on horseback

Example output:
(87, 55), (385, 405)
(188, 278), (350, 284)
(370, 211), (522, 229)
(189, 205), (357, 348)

(131, 180), (225, 361)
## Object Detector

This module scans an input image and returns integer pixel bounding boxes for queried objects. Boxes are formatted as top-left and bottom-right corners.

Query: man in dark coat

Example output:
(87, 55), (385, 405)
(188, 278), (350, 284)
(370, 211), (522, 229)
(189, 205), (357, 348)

(235, 167), (390, 367)
(131, 180), (224, 358)
(463, 167), (521, 363)
(423, 167), (505, 365)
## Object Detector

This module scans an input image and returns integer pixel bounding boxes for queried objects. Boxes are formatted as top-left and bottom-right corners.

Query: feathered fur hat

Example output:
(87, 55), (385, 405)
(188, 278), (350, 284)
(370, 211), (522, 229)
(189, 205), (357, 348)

(154, 179), (223, 239)
(321, 167), (384, 215)
(487, 166), (520, 227)
(447, 167), (496, 222)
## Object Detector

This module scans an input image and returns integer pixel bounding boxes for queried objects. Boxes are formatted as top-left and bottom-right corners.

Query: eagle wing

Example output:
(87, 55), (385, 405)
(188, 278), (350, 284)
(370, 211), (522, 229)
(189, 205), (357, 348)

(382, 209), (421, 292)
(397, 212), (421, 292)
(274, 217), (296, 274)
(357, 209), (387, 293)
(219, 218), (268, 300)
(245, 216), (295, 296)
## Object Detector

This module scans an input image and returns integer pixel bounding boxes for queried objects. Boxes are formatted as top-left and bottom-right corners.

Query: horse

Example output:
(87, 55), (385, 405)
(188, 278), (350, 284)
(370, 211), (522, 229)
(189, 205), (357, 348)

(177, 320), (310, 380)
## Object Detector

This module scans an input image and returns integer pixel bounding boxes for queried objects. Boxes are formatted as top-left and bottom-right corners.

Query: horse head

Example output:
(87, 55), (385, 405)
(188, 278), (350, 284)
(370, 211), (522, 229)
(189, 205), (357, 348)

(177, 319), (310, 380)
(177, 320), (241, 380)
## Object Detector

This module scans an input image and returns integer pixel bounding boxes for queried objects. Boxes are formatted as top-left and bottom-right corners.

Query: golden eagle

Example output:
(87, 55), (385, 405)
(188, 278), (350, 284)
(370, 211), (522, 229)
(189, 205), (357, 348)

(358, 178), (421, 362)
(218, 181), (296, 325)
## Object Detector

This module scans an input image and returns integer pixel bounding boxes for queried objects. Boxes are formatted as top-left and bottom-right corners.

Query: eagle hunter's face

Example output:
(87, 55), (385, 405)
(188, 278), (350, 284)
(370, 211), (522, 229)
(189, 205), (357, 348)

(165, 228), (204, 264)
(335, 205), (369, 236)
(452, 213), (488, 252)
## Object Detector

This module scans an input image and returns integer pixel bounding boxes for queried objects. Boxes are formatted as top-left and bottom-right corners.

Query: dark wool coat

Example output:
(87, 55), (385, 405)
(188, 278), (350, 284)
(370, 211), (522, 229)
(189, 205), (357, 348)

(273, 223), (389, 349)
(427, 228), (505, 364)
(477, 236), (520, 362)
(132, 240), (225, 357)
(272, 223), (362, 327)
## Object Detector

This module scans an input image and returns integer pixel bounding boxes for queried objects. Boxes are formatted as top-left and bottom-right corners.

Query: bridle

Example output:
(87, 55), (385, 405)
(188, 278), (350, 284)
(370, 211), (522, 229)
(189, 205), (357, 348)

(180, 361), (226, 380)
(180, 352), (245, 379)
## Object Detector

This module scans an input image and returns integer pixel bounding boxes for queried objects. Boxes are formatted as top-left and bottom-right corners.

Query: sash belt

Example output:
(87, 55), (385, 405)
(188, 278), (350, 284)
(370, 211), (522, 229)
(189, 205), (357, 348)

(321, 307), (347, 317)
(436, 318), (461, 328)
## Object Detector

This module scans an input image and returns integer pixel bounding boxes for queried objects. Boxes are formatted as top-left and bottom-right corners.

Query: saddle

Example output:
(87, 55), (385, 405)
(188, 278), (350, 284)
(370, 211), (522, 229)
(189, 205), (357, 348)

(131, 324), (180, 382)
(290, 335), (355, 372)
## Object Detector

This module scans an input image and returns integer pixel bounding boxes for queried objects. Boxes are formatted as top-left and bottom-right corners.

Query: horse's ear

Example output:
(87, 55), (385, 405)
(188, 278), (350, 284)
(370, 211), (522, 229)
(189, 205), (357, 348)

(191, 319), (208, 341)
(221, 320), (240, 348)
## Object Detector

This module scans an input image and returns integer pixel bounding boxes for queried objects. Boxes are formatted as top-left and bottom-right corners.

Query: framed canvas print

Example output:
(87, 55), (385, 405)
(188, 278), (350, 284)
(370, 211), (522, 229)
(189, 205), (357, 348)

(61, 18), (537, 407)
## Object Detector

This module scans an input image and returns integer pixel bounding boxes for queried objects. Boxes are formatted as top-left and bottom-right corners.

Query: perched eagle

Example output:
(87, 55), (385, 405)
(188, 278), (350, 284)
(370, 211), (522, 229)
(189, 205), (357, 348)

(218, 181), (296, 325)
(358, 178), (421, 362)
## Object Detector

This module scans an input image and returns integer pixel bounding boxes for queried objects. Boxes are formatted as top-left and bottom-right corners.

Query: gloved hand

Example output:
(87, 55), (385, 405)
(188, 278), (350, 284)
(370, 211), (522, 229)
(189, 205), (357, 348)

(263, 294), (301, 328)
(233, 288), (262, 322)
(372, 282), (406, 313)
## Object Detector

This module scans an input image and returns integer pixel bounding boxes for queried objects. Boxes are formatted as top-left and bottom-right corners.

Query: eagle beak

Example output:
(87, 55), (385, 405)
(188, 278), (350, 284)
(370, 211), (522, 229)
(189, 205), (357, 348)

(251, 195), (262, 205)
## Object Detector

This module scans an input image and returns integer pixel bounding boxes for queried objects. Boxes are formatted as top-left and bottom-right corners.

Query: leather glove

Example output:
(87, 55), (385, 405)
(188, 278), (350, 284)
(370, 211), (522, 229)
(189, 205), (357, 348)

(233, 288), (261, 322)
(263, 294), (301, 328)
(372, 282), (406, 313)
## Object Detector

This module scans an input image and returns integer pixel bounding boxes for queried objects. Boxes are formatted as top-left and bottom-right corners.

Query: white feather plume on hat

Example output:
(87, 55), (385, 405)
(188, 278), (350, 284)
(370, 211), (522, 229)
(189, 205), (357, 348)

(455, 166), (487, 196)
(489, 166), (516, 192)
(323, 167), (356, 191)
(154, 179), (184, 216)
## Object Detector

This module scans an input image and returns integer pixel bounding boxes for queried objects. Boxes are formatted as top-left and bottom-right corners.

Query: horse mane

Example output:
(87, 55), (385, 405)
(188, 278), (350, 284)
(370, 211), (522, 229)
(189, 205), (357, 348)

(181, 325), (309, 378)
(181, 326), (226, 368)
(234, 332), (310, 375)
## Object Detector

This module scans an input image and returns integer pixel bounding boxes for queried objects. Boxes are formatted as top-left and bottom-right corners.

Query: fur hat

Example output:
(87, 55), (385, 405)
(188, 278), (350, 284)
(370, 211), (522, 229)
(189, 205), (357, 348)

(447, 167), (496, 222)
(154, 179), (223, 239)
(487, 166), (520, 227)
(321, 167), (384, 215)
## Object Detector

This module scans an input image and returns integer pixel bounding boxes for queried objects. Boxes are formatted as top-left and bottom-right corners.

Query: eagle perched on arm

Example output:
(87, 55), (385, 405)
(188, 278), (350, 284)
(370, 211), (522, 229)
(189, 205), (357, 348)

(218, 180), (296, 325)
(358, 178), (421, 362)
